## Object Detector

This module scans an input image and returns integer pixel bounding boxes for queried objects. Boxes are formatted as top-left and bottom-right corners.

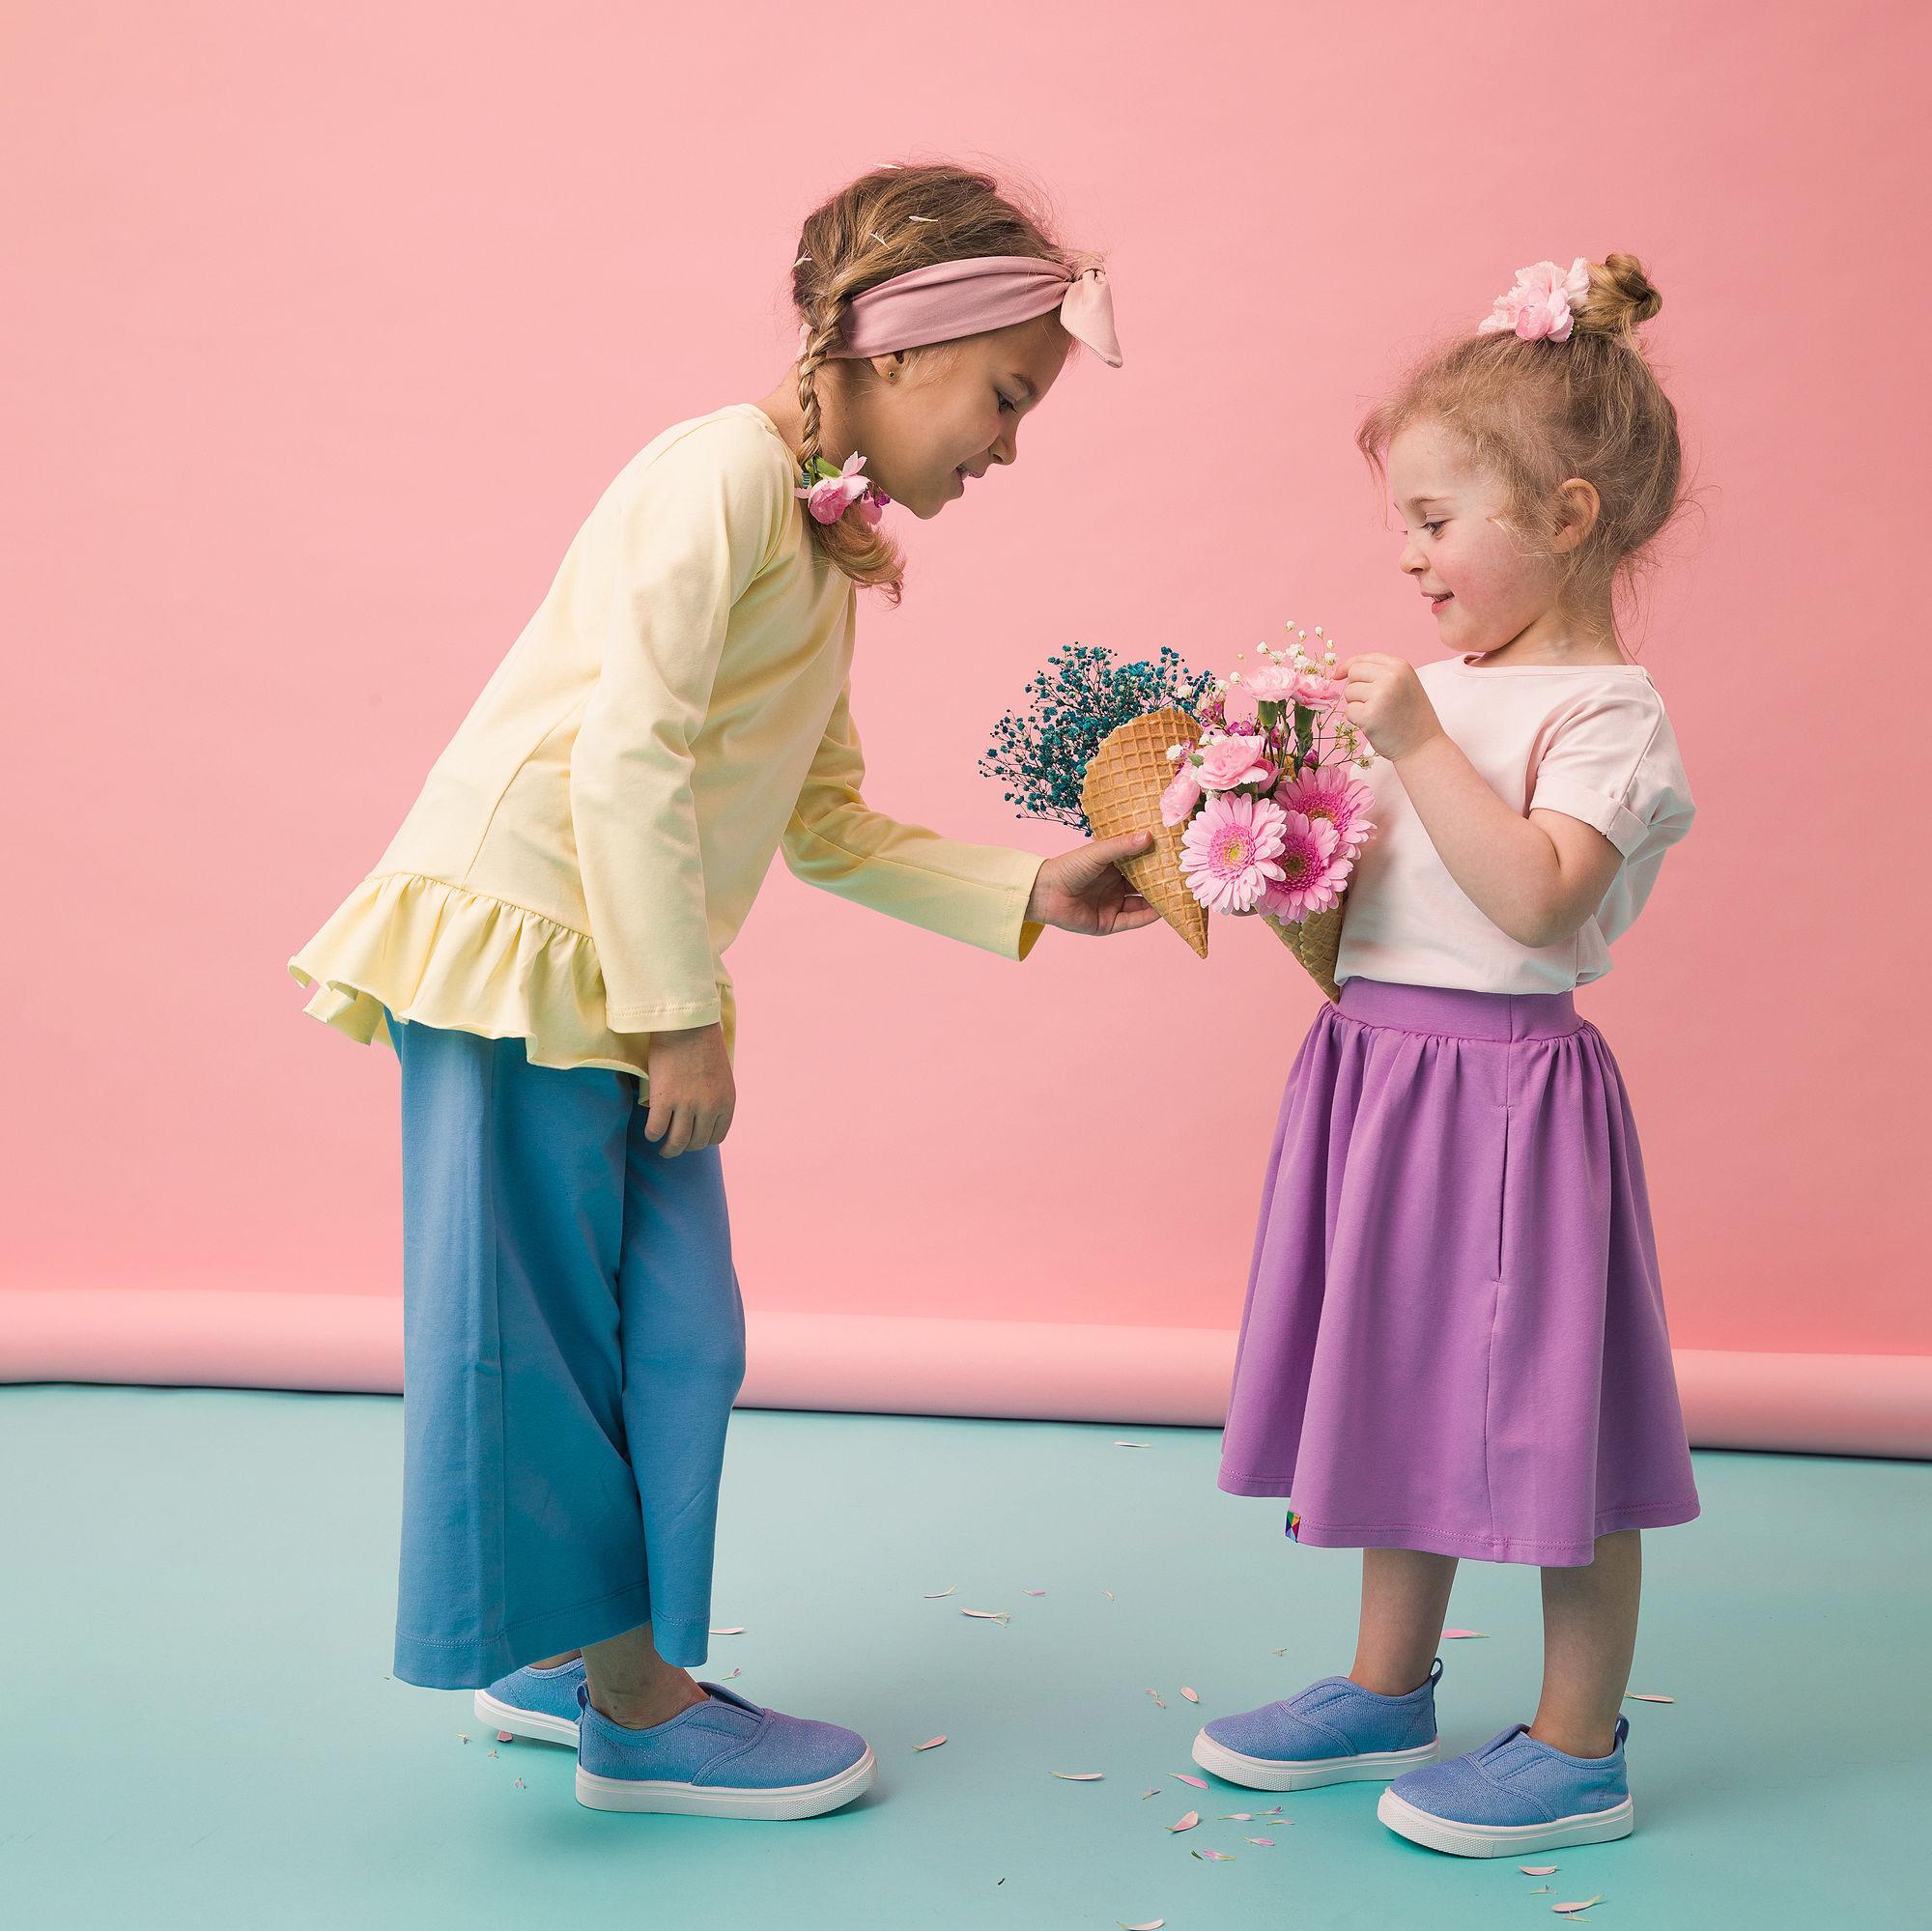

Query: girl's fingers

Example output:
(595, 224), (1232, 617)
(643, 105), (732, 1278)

(659, 1105), (695, 1158)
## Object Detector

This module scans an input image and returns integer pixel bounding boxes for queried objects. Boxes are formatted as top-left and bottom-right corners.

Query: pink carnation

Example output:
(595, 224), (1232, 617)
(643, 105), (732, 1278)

(1179, 792), (1288, 915)
(1192, 735), (1275, 793)
(1246, 664), (1347, 712)
(1477, 257), (1590, 343)
(1290, 671), (1348, 710)
(1258, 811), (1351, 923)
(1276, 762), (1375, 857)
(1243, 663), (1303, 703)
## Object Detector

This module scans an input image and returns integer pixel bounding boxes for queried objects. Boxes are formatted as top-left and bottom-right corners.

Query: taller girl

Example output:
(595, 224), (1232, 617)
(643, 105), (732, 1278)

(1195, 254), (1701, 1860)
(288, 164), (1155, 1820)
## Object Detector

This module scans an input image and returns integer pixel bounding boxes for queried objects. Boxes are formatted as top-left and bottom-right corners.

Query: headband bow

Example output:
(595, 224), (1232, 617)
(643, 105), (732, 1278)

(818, 255), (1122, 368)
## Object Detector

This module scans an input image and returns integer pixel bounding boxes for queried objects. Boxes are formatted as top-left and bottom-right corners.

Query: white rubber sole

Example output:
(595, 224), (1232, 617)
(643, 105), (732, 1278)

(575, 1746), (878, 1820)
(474, 1688), (580, 1747)
(1378, 1786), (1634, 1858)
(1191, 1727), (1438, 1791)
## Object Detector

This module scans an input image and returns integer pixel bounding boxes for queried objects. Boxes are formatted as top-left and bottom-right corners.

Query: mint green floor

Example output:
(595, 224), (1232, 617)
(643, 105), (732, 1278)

(1, 1387), (1923, 1928)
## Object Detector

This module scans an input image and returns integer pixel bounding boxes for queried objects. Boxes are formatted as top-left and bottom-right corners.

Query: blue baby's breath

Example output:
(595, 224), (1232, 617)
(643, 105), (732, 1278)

(979, 643), (1213, 833)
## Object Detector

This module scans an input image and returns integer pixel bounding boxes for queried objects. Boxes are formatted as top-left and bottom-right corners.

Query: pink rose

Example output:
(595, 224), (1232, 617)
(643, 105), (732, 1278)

(795, 451), (886, 525)
(1193, 735), (1275, 793)
(1160, 763), (1205, 827)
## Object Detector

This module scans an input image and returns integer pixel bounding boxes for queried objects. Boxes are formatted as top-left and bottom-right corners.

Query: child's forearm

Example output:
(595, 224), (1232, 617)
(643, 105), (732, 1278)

(1393, 731), (1571, 948)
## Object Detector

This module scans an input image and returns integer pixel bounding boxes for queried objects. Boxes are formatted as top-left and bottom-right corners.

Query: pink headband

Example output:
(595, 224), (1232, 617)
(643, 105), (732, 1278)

(823, 255), (1123, 368)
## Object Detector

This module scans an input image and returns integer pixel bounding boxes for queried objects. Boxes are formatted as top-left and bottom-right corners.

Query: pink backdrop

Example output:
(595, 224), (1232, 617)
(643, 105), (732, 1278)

(5, 3), (1928, 1361)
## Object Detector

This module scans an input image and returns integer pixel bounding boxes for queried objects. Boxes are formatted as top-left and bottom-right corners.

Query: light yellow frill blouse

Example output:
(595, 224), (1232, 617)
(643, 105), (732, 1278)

(288, 404), (1046, 1099)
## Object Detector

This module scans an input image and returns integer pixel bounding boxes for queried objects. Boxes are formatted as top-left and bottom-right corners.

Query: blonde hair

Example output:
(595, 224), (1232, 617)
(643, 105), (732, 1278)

(1357, 254), (1685, 623)
(789, 162), (1080, 605)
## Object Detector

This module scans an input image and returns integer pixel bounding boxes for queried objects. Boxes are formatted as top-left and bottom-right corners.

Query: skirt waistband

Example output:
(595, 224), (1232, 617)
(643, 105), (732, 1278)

(1337, 977), (1583, 1042)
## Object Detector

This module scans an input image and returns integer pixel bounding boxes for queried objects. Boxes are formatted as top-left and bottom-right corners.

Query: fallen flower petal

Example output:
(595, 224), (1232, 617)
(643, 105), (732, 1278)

(1180, 1687), (1201, 1703)
(1520, 1866), (1559, 1876)
(1552, 1900), (1604, 1916)
(495, 1732), (514, 1744)
(1115, 1440), (1152, 1449)
(1172, 1773), (1208, 1789)
(1625, 1692), (1674, 1703)
(961, 1608), (1010, 1624)
(1219, 1812), (1253, 1821)
(1168, 1810), (1200, 1833)
(1024, 1589), (1047, 1597)
(1246, 1836), (1275, 1847)
(1441, 1629), (1487, 1639)
(914, 1737), (947, 1751)
(1050, 1771), (1105, 1780)
(1117, 1921), (1165, 1930)
(923, 1585), (957, 1599)
(1201, 1849), (1236, 1861)
(708, 1627), (746, 1635)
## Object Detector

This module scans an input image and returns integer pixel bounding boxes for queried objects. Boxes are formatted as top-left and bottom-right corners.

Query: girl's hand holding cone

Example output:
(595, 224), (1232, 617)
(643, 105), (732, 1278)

(1025, 830), (1162, 936)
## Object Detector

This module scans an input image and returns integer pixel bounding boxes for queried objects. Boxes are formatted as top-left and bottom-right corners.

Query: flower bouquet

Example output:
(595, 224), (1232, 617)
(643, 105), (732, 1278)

(1164, 623), (1378, 998)
(981, 626), (1378, 998)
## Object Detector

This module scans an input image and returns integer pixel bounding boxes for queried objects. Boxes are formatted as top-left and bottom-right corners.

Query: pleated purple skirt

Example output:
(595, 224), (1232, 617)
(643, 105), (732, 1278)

(1218, 977), (1699, 1567)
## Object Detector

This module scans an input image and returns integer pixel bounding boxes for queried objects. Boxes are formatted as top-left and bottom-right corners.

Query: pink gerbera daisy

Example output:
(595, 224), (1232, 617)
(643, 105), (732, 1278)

(1179, 792), (1288, 915)
(1258, 811), (1351, 923)
(1276, 763), (1375, 857)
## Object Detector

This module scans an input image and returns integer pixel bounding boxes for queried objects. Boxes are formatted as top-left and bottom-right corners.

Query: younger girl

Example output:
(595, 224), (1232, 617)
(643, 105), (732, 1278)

(288, 163), (1152, 1819)
(1195, 255), (1699, 1858)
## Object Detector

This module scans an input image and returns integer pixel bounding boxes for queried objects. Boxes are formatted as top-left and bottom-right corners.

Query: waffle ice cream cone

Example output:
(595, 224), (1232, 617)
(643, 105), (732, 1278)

(1080, 707), (1209, 958)
(1264, 897), (1347, 1002)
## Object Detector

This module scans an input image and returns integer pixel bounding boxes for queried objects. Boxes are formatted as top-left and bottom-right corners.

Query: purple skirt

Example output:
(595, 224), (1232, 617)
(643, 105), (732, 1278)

(1218, 977), (1699, 1567)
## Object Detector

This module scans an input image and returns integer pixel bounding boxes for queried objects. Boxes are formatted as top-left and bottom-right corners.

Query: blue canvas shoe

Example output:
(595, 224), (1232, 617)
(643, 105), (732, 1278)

(472, 1657), (586, 1746)
(1378, 1715), (1634, 1857)
(573, 1682), (876, 1819)
(1192, 1659), (1442, 1790)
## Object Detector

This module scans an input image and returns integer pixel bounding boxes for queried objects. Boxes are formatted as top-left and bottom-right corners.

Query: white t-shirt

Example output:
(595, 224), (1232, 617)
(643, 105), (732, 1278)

(1334, 653), (1695, 995)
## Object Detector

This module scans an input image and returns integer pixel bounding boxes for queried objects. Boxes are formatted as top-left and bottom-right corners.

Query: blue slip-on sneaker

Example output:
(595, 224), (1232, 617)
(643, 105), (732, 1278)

(574, 1682), (876, 1819)
(1191, 1658), (1442, 1790)
(1378, 1714), (1634, 1857)
(472, 1657), (586, 1746)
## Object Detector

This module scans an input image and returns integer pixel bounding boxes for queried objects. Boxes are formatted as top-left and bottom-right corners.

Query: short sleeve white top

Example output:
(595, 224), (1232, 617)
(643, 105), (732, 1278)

(1334, 653), (1696, 995)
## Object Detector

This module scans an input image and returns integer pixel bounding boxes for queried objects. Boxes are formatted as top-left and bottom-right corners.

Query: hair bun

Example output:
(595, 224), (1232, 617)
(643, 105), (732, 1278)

(1581, 253), (1662, 335)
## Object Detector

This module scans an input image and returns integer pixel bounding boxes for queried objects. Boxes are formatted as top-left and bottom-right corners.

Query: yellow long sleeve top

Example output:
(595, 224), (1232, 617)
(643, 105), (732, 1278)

(288, 403), (1046, 1098)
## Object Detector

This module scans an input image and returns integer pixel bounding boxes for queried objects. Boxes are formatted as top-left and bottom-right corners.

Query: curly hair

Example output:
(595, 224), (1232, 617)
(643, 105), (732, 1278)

(1357, 254), (1686, 623)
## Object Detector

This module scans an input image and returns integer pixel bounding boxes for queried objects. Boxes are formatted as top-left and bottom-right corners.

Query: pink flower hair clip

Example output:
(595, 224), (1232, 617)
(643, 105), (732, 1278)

(1477, 257), (1590, 343)
(796, 451), (891, 527)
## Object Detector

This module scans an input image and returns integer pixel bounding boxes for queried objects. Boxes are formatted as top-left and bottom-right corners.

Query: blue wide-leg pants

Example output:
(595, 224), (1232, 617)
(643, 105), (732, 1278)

(387, 1013), (745, 1689)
